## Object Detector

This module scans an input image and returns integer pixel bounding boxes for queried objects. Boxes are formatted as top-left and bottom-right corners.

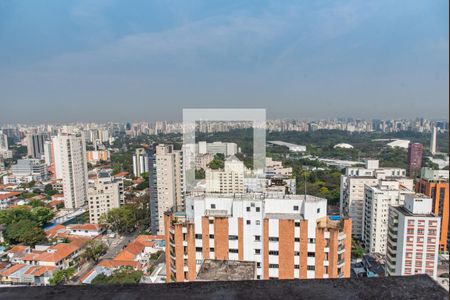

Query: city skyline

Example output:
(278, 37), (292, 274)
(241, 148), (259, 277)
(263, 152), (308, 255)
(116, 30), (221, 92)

(0, 0), (448, 123)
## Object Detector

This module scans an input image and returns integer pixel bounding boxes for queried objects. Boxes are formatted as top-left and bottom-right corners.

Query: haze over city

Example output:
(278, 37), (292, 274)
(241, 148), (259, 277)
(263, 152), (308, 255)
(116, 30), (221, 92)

(0, 1), (449, 298)
(0, 0), (449, 122)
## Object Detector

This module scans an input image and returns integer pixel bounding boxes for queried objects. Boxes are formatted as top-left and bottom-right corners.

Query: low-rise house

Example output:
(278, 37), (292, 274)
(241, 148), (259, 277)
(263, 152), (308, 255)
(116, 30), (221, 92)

(67, 224), (104, 238)
(6, 245), (31, 264)
(0, 264), (29, 284)
(22, 240), (87, 270)
(0, 263), (56, 285)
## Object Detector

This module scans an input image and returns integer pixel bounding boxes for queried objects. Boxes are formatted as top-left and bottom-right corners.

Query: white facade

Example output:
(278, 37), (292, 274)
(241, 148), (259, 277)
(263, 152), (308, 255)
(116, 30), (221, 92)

(430, 126), (437, 155)
(363, 181), (414, 254)
(185, 194), (331, 279)
(340, 160), (408, 238)
(154, 144), (184, 234)
(43, 141), (53, 165)
(132, 148), (149, 177)
(386, 194), (441, 278)
(88, 172), (125, 224)
(53, 134), (88, 209)
(205, 156), (244, 194)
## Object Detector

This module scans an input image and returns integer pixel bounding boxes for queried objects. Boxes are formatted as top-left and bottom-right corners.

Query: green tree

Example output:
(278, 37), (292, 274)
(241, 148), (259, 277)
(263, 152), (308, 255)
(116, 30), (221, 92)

(100, 206), (137, 234)
(31, 207), (55, 225)
(29, 199), (45, 208)
(207, 154), (225, 170)
(82, 240), (108, 262)
(91, 267), (143, 285)
(49, 267), (76, 285)
(195, 168), (205, 179)
(4, 219), (47, 246)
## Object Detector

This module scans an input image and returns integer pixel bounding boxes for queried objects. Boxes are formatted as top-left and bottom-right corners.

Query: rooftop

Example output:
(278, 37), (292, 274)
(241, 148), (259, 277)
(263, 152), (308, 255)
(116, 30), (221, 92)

(0, 275), (446, 300)
(196, 259), (256, 281)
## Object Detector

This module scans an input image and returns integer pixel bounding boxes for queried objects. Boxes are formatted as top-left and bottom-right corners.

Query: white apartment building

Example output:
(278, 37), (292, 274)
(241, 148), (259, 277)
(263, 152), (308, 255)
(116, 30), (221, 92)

(386, 194), (441, 278)
(9, 159), (48, 181)
(53, 134), (89, 209)
(205, 156), (244, 194)
(165, 193), (352, 282)
(150, 144), (184, 235)
(43, 141), (53, 165)
(340, 160), (408, 238)
(363, 181), (414, 254)
(198, 141), (238, 156)
(132, 148), (149, 177)
(88, 171), (125, 224)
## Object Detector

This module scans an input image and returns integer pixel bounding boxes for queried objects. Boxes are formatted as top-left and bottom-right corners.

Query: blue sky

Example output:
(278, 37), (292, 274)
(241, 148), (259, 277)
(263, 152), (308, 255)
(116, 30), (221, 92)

(0, 0), (448, 122)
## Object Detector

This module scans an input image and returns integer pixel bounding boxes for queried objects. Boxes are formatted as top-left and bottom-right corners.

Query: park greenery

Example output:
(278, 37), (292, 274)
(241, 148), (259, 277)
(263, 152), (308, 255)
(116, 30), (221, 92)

(91, 267), (143, 284)
(0, 206), (55, 245)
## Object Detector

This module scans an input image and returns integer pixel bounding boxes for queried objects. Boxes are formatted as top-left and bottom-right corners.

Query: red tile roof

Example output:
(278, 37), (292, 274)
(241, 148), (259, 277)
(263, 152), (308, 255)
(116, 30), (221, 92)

(0, 192), (23, 201)
(68, 224), (102, 231)
(0, 264), (27, 276)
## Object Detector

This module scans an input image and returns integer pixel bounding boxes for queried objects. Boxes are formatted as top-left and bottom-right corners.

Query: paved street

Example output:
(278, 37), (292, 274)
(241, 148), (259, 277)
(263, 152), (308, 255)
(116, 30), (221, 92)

(102, 231), (140, 259)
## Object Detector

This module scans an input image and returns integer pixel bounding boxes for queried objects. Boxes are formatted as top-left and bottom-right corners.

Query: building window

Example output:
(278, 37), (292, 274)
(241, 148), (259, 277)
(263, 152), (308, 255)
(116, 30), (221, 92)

(229, 249), (239, 253)
(307, 252), (315, 257)
(295, 222), (300, 227)
(269, 237), (279, 242)
(195, 247), (202, 252)
(294, 238), (300, 242)
(251, 202), (255, 207)
(307, 266), (315, 271)
(256, 207), (260, 212)
(317, 208), (320, 213)
(246, 207), (251, 212)
(255, 249), (261, 254)
(293, 205), (299, 211)
(269, 264), (279, 269)
(294, 251), (300, 256)
(211, 204), (216, 209)
(246, 220), (251, 225)
(209, 219), (214, 224)
(255, 235), (261, 241)
(294, 265), (300, 269)
(269, 250), (279, 256)
(308, 238), (316, 243)
(256, 220), (261, 226)
(195, 234), (202, 239)
(229, 235), (238, 240)
(209, 234), (214, 239)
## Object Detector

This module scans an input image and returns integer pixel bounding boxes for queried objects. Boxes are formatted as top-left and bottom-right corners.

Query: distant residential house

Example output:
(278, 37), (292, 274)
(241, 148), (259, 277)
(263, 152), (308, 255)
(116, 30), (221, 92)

(67, 224), (104, 238)
(0, 264), (56, 285)
(22, 240), (87, 270)
(6, 245), (31, 264)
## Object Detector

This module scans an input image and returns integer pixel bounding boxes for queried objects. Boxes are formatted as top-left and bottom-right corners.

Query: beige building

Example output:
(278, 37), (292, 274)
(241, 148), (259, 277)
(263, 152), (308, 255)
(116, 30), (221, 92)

(150, 144), (184, 235)
(205, 156), (244, 194)
(88, 171), (125, 224)
(86, 150), (110, 165)
(52, 134), (88, 209)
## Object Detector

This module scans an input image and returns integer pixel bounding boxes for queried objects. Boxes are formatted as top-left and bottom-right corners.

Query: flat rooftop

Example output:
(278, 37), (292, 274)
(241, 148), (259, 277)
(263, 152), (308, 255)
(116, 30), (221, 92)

(0, 275), (446, 300)
(196, 259), (256, 281)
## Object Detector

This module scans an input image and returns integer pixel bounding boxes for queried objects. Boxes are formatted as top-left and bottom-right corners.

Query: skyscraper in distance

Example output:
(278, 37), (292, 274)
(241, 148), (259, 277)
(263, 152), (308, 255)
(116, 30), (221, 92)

(430, 126), (437, 155)
(407, 142), (423, 178)
(27, 134), (46, 159)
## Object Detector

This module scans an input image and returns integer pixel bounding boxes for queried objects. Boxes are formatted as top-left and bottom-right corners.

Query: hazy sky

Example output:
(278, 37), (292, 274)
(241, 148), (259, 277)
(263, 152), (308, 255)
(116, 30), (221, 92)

(0, 0), (448, 123)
